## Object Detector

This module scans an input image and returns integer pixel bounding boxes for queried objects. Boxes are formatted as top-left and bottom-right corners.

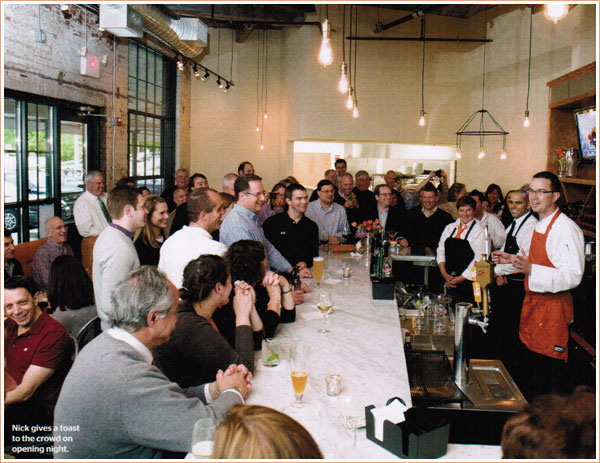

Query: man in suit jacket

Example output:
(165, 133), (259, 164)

(364, 184), (408, 239)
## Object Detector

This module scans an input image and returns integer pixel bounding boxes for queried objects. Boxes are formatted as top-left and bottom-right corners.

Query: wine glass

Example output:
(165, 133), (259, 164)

(313, 256), (324, 288)
(191, 417), (217, 458)
(317, 291), (333, 333)
(319, 230), (329, 251)
(290, 345), (310, 407)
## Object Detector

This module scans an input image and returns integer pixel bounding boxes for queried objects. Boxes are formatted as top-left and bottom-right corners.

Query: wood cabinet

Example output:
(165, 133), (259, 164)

(546, 62), (596, 237)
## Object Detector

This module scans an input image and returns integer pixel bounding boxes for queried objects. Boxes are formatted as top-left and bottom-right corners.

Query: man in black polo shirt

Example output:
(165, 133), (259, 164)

(263, 183), (319, 270)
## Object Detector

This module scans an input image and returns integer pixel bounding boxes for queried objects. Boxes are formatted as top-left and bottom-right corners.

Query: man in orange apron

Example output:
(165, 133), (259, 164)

(494, 171), (584, 401)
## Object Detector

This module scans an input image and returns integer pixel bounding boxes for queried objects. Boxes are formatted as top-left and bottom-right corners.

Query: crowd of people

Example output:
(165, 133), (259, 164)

(3, 160), (590, 459)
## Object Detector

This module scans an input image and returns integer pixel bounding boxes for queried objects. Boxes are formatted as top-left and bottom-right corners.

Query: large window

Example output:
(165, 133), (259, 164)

(128, 41), (175, 194)
(3, 92), (100, 243)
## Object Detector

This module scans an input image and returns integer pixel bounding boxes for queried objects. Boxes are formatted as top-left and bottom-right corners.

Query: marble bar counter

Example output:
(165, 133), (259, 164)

(248, 250), (502, 459)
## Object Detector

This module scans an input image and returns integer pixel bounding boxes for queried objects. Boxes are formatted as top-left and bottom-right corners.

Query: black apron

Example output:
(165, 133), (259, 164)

(444, 221), (477, 277)
(503, 212), (534, 255)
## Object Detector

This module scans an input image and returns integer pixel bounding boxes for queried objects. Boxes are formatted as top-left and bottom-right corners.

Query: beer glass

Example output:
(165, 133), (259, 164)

(313, 257), (324, 287)
(290, 345), (310, 407)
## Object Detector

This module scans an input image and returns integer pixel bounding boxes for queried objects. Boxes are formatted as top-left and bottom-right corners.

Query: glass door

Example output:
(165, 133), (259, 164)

(60, 120), (87, 222)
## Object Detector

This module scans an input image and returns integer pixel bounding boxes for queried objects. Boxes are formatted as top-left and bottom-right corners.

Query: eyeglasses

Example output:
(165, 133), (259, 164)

(244, 190), (269, 199)
(526, 189), (556, 196)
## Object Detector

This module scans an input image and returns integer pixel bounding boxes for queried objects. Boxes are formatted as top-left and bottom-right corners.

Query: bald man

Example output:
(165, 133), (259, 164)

(32, 217), (74, 291)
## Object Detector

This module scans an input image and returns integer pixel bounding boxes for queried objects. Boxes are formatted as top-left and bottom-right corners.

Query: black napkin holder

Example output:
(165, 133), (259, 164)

(371, 276), (395, 300)
(365, 399), (449, 459)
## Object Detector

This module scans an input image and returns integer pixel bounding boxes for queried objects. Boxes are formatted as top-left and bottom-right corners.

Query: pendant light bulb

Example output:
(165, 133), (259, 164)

(455, 148), (462, 159)
(419, 110), (426, 127)
(545, 4), (569, 24)
(255, 126), (260, 132)
(500, 148), (508, 160)
(338, 62), (349, 93)
(260, 144), (265, 150)
(478, 147), (486, 159)
(523, 110), (530, 128)
(318, 19), (333, 66)
(352, 100), (359, 119)
(345, 88), (354, 110)
(263, 112), (268, 120)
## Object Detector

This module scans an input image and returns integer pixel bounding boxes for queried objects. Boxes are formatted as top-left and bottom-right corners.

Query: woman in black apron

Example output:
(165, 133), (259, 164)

(437, 196), (487, 304)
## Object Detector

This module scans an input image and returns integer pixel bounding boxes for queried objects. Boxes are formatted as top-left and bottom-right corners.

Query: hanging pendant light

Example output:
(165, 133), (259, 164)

(352, 100), (359, 118)
(345, 87), (354, 110)
(455, 10), (508, 160)
(544, 4), (569, 24)
(338, 6), (349, 93)
(318, 7), (334, 67)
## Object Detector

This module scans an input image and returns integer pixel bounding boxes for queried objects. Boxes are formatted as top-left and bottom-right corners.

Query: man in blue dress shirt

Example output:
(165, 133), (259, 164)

(220, 174), (293, 274)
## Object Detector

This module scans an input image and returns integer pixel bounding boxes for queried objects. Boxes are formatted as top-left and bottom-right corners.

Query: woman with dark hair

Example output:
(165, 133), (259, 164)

(134, 195), (169, 265)
(48, 255), (97, 336)
(485, 183), (512, 227)
(438, 182), (467, 220)
(153, 254), (258, 388)
(214, 240), (295, 349)
(257, 183), (286, 226)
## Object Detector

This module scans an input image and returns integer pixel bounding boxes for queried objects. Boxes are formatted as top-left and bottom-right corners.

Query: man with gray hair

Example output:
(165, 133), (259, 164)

(221, 173), (238, 196)
(73, 170), (109, 237)
(159, 188), (227, 289)
(31, 216), (73, 291)
(54, 266), (248, 458)
(74, 170), (109, 270)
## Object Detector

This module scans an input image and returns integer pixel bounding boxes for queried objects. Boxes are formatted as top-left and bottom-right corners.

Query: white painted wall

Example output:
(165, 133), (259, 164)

(189, 4), (596, 193)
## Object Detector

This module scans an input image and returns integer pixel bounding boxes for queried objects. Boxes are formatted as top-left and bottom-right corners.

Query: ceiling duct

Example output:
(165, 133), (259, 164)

(100, 4), (207, 57)
(129, 4), (207, 58)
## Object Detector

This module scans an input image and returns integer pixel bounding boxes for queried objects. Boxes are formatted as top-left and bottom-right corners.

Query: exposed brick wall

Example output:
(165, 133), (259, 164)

(3, 4), (130, 187)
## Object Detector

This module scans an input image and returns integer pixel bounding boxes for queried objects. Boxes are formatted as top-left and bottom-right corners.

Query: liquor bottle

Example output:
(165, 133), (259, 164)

(292, 265), (302, 292)
(404, 331), (412, 350)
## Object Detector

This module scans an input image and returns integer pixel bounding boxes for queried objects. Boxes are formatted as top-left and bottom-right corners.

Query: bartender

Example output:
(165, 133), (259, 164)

(493, 171), (584, 400)
(490, 189), (537, 376)
(436, 196), (487, 303)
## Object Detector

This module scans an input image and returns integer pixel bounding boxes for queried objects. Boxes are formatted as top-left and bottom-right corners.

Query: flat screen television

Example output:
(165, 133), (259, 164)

(574, 107), (596, 164)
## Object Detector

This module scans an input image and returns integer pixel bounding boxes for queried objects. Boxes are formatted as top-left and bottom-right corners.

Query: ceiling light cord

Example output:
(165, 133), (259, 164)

(524, 7), (533, 126)
(419, 16), (426, 126)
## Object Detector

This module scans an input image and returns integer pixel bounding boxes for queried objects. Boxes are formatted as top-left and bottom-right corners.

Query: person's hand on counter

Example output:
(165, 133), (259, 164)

(213, 364), (250, 399)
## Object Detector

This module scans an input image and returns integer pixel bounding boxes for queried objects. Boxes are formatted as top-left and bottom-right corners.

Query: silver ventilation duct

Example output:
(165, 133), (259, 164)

(100, 4), (207, 58)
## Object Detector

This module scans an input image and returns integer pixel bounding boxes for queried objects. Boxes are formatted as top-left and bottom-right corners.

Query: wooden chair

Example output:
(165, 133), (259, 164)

(13, 238), (48, 277)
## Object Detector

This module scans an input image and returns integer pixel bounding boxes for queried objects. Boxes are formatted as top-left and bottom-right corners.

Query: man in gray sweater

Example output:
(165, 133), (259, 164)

(53, 266), (250, 458)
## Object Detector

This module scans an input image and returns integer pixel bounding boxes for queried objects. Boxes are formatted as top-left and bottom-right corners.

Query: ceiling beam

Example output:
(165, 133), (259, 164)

(374, 5), (448, 33)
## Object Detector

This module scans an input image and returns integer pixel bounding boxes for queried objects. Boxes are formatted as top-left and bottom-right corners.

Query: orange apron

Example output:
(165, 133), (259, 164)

(520, 209), (572, 361)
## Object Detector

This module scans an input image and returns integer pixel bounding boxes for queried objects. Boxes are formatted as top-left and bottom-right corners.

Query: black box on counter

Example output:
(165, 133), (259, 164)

(365, 404), (449, 459)
(371, 276), (395, 300)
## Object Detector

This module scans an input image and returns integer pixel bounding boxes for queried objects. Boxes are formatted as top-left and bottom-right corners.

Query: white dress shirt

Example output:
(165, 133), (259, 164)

(527, 208), (584, 293)
(495, 212), (538, 276)
(436, 219), (487, 280)
(305, 200), (349, 241)
(74, 190), (109, 237)
(477, 211), (506, 251)
(158, 226), (227, 289)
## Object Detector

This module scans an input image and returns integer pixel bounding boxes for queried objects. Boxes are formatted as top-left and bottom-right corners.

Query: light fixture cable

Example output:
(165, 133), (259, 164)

(524, 6), (533, 127)
(352, 6), (359, 118)
(419, 16), (426, 126)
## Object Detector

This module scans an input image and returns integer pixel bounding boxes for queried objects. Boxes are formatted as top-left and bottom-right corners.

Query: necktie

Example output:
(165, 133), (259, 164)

(507, 220), (516, 237)
(455, 224), (468, 239)
(98, 197), (111, 222)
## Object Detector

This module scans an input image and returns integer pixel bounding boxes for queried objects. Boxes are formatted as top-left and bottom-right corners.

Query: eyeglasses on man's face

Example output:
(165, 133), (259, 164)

(526, 189), (556, 196)
(244, 190), (269, 199)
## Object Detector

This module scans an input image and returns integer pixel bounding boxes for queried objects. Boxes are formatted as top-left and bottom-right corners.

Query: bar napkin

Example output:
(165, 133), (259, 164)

(370, 398), (409, 441)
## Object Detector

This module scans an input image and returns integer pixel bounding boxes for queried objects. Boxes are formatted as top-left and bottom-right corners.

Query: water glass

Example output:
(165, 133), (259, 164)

(261, 338), (280, 367)
(191, 417), (217, 458)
